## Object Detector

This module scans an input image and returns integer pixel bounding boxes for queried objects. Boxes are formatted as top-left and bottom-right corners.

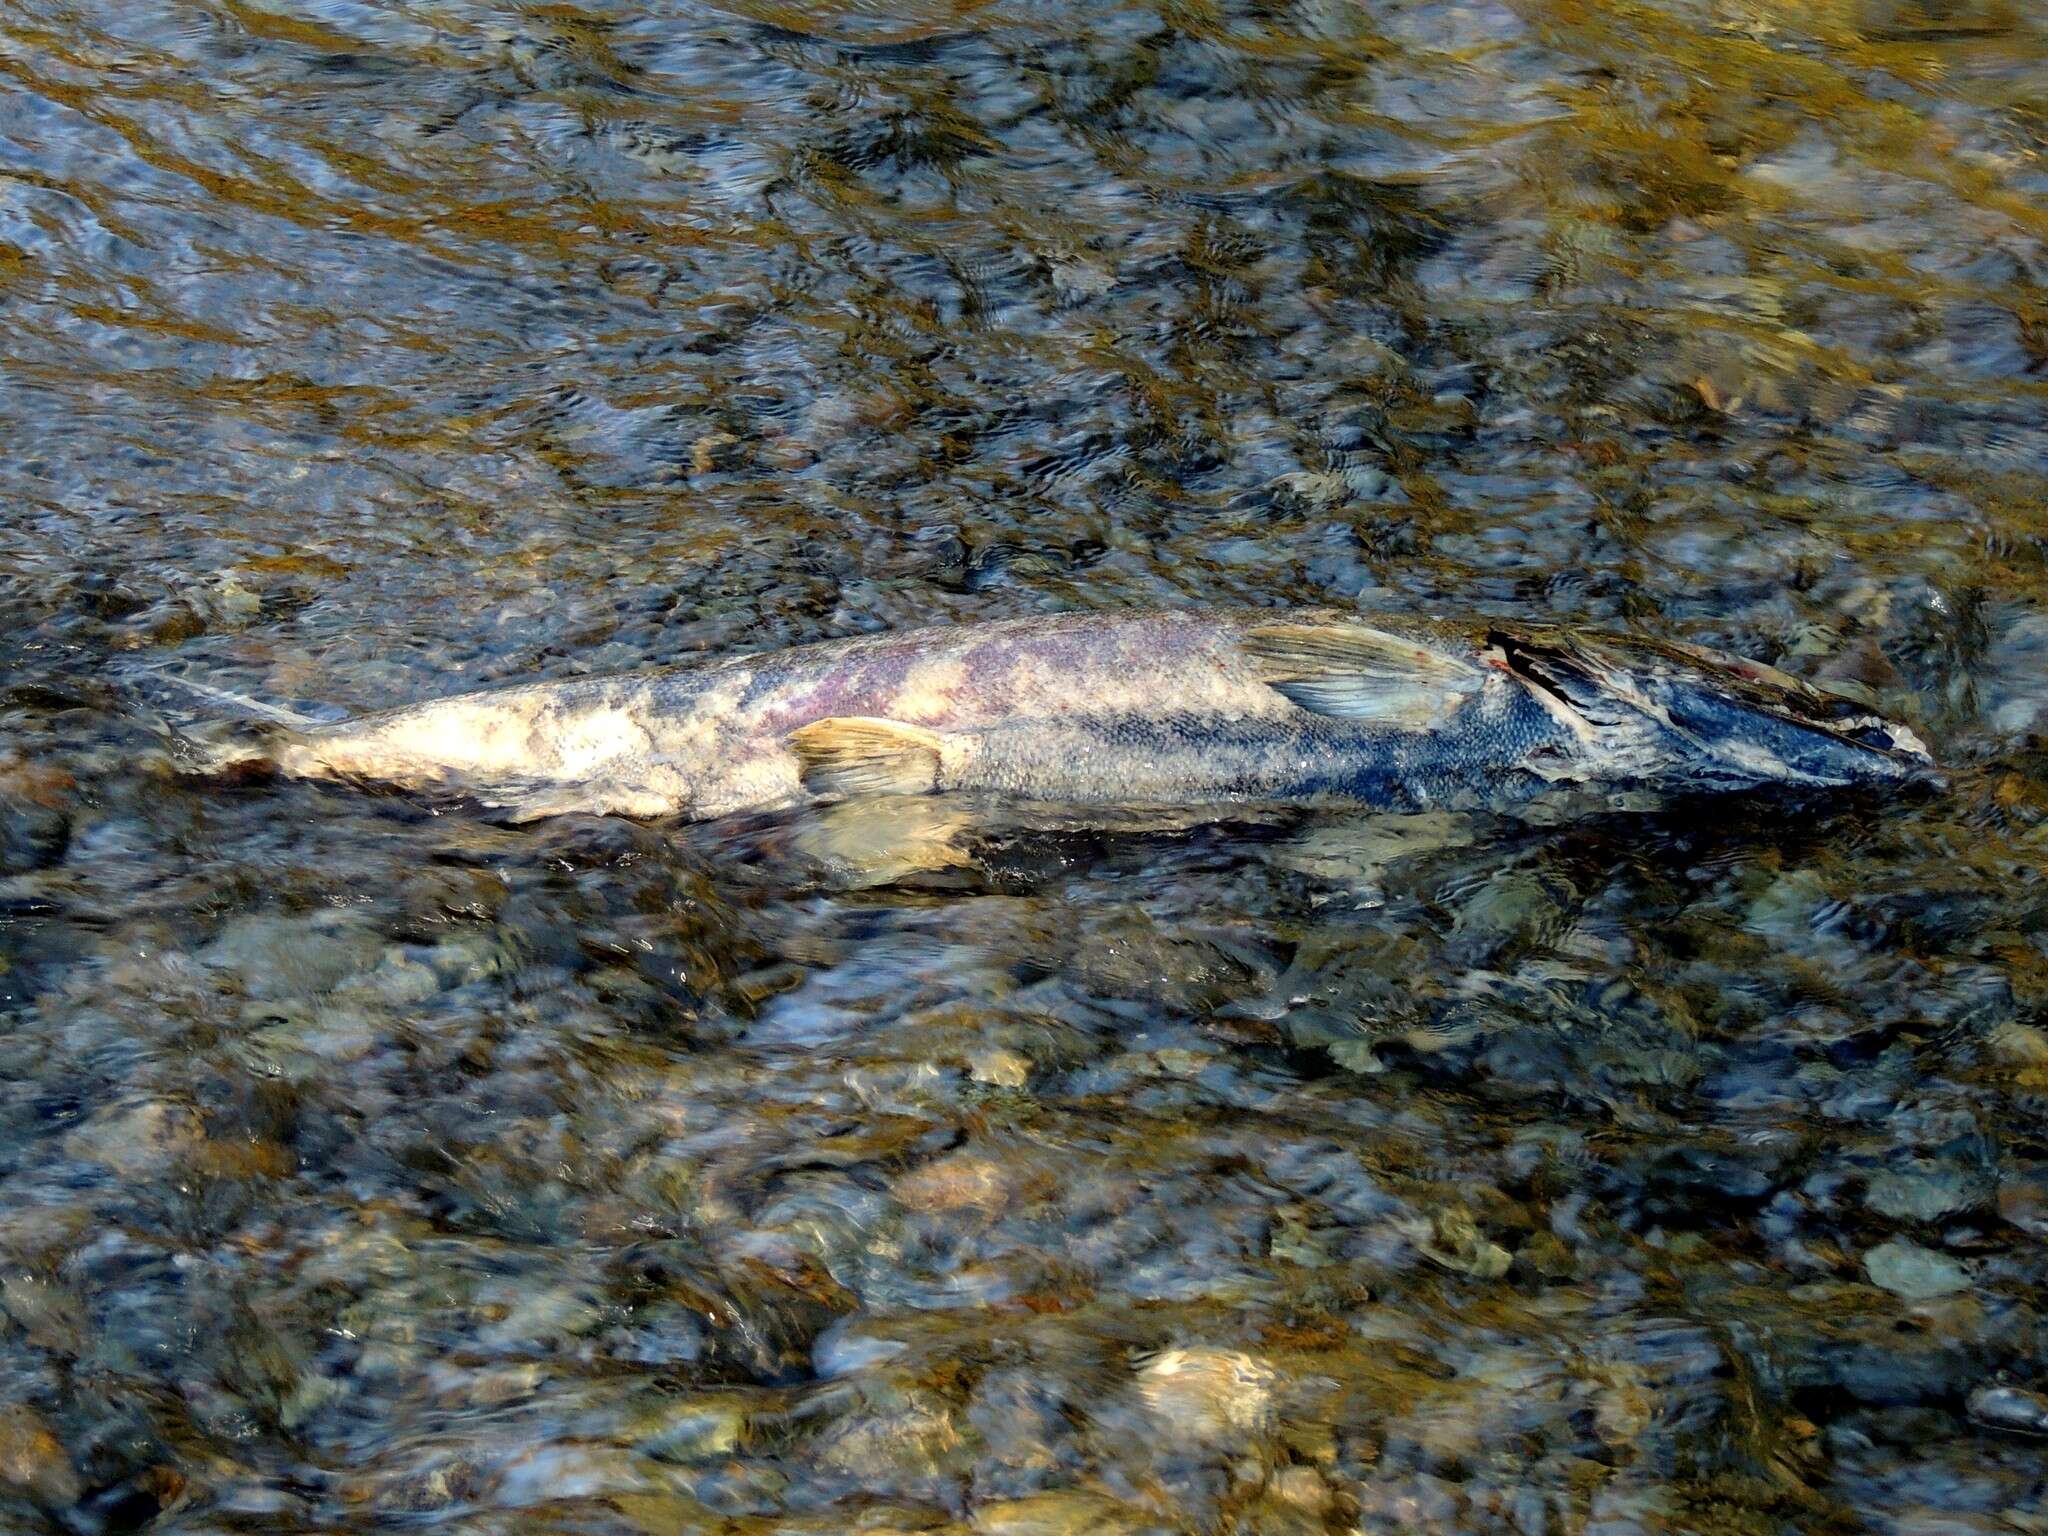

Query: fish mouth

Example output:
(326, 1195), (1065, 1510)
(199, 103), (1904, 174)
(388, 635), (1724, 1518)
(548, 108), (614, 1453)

(1817, 714), (1933, 767)
(1489, 627), (1938, 788)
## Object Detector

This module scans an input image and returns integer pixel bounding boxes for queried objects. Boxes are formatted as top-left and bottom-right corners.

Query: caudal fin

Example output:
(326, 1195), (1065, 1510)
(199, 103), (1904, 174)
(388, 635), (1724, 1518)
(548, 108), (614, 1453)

(137, 670), (326, 729)
(118, 667), (322, 776)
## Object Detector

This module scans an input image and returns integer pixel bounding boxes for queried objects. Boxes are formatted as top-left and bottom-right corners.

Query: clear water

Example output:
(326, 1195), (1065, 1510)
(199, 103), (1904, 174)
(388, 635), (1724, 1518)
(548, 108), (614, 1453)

(1, 0), (2046, 1530)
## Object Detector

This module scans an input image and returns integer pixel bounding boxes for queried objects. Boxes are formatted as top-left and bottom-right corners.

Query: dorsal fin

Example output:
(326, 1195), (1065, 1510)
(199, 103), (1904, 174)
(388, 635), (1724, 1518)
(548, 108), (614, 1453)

(788, 717), (946, 798)
(1243, 621), (1482, 726)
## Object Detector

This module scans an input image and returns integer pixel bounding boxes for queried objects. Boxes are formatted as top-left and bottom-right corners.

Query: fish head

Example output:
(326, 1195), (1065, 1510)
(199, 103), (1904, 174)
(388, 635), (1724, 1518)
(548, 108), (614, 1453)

(1493, 629), (1937, 791)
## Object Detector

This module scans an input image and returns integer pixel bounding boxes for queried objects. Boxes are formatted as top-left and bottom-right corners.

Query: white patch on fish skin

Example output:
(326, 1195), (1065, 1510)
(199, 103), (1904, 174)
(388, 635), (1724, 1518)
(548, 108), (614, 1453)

(645, 674), (759, 815)
(306, 697), (544, 782)
(541, 707), (652, 779)
(390, 701), (534, 776)
(1824, 714), (1929, 765)
(489, 781), (677, 821)
(889, 657), (967, 722)
(296, 691), (655, 788)
(935, 731), (979, 790)
(689, 751), (800, 819)
(1702, 736), (1797, 783)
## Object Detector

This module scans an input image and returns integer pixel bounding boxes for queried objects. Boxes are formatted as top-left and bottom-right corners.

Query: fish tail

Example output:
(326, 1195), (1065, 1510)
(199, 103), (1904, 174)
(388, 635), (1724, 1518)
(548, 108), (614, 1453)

(138, 670), (326, 729)
(118, 667), (318, 775)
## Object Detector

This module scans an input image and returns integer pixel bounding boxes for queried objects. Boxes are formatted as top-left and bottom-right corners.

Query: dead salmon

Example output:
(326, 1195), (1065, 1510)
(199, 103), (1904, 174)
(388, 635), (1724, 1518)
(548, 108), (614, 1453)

(157, 607), (1933, 822)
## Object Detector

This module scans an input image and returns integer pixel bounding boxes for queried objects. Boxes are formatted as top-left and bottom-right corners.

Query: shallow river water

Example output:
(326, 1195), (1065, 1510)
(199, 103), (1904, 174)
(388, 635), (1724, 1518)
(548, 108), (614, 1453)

(3, 0), (2048, 1530)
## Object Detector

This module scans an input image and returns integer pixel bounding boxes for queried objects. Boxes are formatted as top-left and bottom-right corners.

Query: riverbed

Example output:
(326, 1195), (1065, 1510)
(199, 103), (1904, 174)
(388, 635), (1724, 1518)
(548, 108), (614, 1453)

(2, 0), (2046, 1530)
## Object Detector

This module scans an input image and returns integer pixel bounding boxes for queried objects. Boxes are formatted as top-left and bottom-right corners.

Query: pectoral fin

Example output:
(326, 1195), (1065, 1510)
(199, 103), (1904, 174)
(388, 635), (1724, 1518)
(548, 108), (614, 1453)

(788, 717), (946, 798)
(1245, 622), (1482, 725)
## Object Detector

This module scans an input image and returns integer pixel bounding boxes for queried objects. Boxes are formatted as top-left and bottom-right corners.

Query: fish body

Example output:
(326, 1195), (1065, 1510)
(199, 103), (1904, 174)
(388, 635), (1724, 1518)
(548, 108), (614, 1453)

(177, 607), (1932, 822)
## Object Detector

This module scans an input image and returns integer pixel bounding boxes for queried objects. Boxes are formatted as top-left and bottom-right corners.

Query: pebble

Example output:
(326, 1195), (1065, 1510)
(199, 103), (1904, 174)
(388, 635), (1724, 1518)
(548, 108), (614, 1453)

(973, 1490), (1159, 1535)
(0, 1403), (81, 1506)
(211, 571), (263, 624)
(1964, 1383), (2048, 1436)
(1997, 1167), (2048, 1237)
(62, 1099), (207, 1178)
(968, 1048), (1033, 1088)
(489, 1442), (658, 1507)
(690, 430), (741, 475)
(1864, 1238), (1971, 1299)
(353, 946), (443, 1006)
(1865, 1166), (1982, 1222)
(816, 1390), (962, 1481)
(895, 1153), (1018, 1215)
(202, 912), (384, 1001)
(1266, 1465), (1335, 1515)
(633, 1393), (751, 1462)
(1134, 1347), (1276, 1442)
(1515, 1231), (1576, 1281)
(0, 1276), (86, 1356)
(1987, 1021), (2048, 1069)
(1418, 1207), (1514, 1280)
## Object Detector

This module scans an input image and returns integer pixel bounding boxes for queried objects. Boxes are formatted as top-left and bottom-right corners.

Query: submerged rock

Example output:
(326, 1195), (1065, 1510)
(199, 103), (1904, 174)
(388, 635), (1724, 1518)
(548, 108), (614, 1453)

(973, 1490), (1164, 1535)
(632, 1392), (751, 1463)
(1997, 1166), (2048, 1238)
(895, 1153), (1022, 1216)
(0, 1404), (80, 1507)
(62, 1099), (207, 1178)
(1864, 1238), (1971, 1300)
(1133, 1348), (1277, 1443)
(1864, 1165), (1986, 1222)
(201, 911), (384, 1000)
(0, 796), (67, 875)
(1416, 1207), (1514, 1280)
(1965, 1383), (2048, 1436)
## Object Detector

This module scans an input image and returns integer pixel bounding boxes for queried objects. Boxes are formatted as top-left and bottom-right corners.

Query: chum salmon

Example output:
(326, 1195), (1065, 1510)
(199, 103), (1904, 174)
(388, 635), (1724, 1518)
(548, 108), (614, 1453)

(158, 607), (1933, 823)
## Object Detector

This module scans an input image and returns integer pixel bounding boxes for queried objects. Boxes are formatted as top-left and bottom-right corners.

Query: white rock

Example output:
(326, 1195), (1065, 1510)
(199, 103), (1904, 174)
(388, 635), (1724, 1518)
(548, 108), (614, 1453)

(1135, 1347), (1276, 1441)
